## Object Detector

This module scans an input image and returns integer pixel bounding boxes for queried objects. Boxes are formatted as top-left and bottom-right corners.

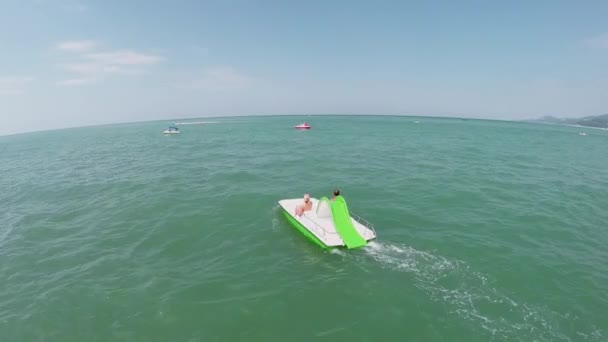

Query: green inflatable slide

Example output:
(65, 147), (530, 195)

(330, 196), (367, 249)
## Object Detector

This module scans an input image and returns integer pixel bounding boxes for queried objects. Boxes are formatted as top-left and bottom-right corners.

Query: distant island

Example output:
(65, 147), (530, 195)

(527, 113), (608, 129)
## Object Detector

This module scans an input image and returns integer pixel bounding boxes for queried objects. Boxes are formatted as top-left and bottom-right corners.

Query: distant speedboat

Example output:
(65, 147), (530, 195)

(579, 132), (587, 136)
(163, 126), (180, 134)
(294, 122), (311, 130)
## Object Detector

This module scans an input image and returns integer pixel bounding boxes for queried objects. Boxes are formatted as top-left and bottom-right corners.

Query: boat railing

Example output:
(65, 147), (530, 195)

(350, 212), (377, 239)
(301, 215), (340, 239)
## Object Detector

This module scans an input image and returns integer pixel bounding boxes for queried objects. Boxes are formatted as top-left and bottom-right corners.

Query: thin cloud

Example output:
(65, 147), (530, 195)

(582, 32), (608, 48)
(0, 76), (34, 95)
(56, 40), (96, 52)
(56, 41), (164, 86)
(62, 63), (102, 74)
(57, 78), (95, 86)
(84, 50), (164, 65)
(61, 63), (131, 75)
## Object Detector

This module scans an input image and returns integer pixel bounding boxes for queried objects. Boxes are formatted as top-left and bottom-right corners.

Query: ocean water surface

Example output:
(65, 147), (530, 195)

(1, 115), (607, 341)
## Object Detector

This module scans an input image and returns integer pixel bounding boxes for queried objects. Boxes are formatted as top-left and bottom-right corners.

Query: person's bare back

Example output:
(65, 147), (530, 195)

(295, 193), (312, 216)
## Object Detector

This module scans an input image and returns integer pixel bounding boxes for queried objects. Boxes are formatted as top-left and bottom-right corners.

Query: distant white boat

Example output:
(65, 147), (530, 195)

(163, 126), (180, 134)
(579, 132), (587, 136)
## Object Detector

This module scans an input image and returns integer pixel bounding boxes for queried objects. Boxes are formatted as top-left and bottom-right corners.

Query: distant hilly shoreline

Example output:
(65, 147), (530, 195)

(526, 114), (608, 129)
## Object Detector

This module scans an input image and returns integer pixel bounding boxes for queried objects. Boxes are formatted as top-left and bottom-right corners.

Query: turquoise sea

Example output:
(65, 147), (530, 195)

(1, 115), (607, 341)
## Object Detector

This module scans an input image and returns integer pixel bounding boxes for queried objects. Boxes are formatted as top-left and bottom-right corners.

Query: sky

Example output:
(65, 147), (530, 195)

(1, 0), (607, 135)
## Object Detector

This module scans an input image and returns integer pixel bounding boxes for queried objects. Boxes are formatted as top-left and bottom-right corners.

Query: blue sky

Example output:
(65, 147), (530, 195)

(1, 0), (607, 135)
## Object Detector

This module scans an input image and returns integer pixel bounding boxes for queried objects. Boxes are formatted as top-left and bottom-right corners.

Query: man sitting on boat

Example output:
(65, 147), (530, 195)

(331, 189), (340, 201)
(295, 193), (313, 216)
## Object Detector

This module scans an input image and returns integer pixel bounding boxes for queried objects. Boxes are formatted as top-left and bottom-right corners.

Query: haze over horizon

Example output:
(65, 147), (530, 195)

(1, 0), (607, 135)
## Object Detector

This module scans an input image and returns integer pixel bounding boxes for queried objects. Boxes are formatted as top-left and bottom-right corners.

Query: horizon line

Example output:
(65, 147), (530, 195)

(0, 113), (568, 138)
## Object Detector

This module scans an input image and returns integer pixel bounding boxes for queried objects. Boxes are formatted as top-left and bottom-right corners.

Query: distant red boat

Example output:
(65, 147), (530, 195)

(294, 122), (311, 130)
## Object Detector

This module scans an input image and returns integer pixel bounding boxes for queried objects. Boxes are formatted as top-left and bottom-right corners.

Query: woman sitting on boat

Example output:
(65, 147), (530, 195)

(295, 193), (313, 216)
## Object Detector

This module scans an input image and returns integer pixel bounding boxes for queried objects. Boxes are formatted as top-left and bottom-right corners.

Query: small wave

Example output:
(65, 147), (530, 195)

(329, 248), (346, 256)
(270, 204), (282, 232)
(271, 217), (280, 232)
(360, 241), (602, 341)
(315, 324), (350, 337)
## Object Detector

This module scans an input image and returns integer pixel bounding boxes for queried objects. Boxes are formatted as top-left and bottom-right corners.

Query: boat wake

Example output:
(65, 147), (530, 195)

(359, 241), (602, 341)
(270, 204), (282, 232)
(173, 120), (253, 125)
